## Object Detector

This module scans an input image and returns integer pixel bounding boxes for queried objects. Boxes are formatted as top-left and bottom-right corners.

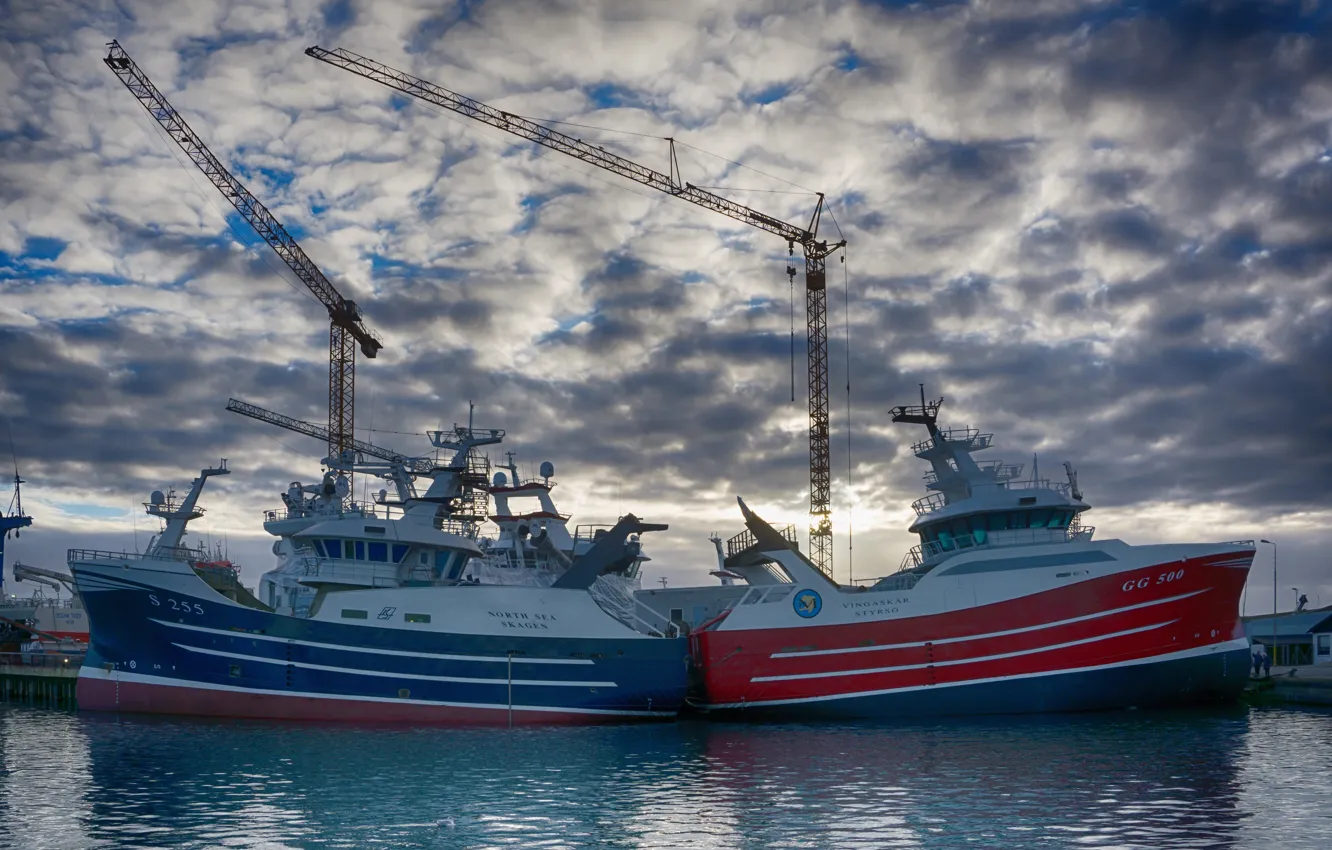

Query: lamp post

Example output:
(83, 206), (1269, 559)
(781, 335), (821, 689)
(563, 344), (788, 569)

(1261, 539), (1276, 666)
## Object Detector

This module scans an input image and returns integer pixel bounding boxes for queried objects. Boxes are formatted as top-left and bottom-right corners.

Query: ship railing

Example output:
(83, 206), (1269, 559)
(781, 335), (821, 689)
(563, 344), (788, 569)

(724, 584), (796, 610)
(899, 546), (924, 572)
(725, 524), (799, 559)
(625, 597), (679, 638)
(0, 651), (84, 670)
(862, 525), (1098, 590)
(0, 596), (80, 609)
(911, 492), (949, 516)
(434, 518), (480, 539)
(486, 475), (554, 491)
(587, 576), (679, 638)
(299, 560), (402, 588)
(1068, 526), (1095, 543)
(908, 525), (1099, 568)
(67, 546), (198, 564)
(852, 572), (923, 592)
(1003, 478), (1074, 497)
(263, 504), (378, 524)
(923, 460), (1024, 488)
(572, 524), (615, 548)
(912, 428), (994, 456)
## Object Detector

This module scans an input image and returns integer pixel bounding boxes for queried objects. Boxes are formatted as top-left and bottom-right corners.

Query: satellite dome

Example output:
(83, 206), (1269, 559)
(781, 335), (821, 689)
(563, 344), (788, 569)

(539, 461), (555, 479)
(150, 490), (166, 506)
(493, 471), (508, 487)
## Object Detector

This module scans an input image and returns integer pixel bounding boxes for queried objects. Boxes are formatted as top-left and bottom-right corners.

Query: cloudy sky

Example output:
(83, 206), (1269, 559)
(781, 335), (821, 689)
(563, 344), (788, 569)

(2, 0), (1329, 614)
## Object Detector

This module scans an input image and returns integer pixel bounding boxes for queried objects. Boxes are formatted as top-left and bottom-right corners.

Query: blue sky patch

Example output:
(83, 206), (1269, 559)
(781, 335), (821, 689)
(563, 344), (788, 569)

(22, 236), (66, 261)
(584, 83), (642, 110)
(743, 83), (794, 106)
(53, 502), (126, 519)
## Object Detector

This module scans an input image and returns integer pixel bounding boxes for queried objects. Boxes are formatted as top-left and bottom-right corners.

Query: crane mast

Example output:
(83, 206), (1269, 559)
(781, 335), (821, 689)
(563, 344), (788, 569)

(104, 41), (382, 468)
(307, 45), (845, 574)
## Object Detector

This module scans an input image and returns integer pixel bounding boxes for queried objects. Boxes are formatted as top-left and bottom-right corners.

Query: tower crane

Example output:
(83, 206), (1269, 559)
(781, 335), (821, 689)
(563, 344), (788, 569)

(306, 46), (846, 575)
(103, 41), (382, 469)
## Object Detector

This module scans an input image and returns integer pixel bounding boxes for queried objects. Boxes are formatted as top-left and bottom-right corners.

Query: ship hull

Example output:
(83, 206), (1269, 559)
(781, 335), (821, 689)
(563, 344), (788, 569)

(693, 547), (1253, 719)
(0, 603), (87, 642)
(72, 558), (688, 725)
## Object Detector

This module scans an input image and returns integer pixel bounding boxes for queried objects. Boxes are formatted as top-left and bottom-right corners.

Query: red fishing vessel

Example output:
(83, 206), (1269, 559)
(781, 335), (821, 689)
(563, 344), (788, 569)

(641, 392), (1255, 718)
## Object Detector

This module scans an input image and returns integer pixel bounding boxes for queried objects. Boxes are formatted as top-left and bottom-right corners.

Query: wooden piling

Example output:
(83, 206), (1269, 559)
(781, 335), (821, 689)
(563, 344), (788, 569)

(0, 652), (81, 709)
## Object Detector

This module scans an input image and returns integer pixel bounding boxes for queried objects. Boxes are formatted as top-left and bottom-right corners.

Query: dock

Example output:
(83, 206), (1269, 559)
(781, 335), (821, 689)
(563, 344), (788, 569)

(1245, 665), (1332, 708)
(0, 652), (81, 709)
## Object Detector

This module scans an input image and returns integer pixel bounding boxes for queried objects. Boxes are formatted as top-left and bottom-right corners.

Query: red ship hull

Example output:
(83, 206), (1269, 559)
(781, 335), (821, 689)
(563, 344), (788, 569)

(692, 550), (1252, 718)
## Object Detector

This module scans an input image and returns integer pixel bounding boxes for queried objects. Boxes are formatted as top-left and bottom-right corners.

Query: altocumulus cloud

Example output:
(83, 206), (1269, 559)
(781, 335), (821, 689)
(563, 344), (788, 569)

(1, 0), (1330, 612)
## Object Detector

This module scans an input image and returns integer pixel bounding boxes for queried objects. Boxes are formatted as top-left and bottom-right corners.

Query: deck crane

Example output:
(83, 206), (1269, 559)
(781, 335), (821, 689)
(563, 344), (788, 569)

(306, 46), (847, 575)
(225, 398), (438, 476)
(103, 41), (382, 470)
(226, 398), (497, 526)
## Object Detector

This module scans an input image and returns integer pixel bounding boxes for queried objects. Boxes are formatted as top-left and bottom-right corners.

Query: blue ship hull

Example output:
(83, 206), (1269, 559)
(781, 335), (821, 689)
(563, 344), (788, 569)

(73, 562), (689, 724)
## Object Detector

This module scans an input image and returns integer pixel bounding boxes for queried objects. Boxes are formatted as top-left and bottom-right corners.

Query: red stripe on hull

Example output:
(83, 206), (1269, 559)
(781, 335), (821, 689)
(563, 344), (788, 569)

(76, 677), (655, 726)
(694, 552), (1250, 707)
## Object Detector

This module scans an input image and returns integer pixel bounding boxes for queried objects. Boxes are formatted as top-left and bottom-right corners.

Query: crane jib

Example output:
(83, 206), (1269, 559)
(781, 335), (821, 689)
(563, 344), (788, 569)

(305, 43), (845, 577)
(104, 40), (381, 468)
(305, 46), (818, 247)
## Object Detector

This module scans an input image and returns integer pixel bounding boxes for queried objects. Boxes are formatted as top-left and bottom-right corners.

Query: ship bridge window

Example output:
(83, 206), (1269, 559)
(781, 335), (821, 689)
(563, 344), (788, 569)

(324, 539), (342, 559)
(923, 510), (1079, 545)
(367, 541), (388, 562)
(354, 541), (365, 560)
(392, 544), (410, 563)
(969, 515), (988, 545)
(311, 540), (326, 557)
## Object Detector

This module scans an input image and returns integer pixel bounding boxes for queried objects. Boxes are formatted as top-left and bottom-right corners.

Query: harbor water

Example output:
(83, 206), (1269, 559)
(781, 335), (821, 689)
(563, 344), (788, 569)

(2, 705), (1330, 849)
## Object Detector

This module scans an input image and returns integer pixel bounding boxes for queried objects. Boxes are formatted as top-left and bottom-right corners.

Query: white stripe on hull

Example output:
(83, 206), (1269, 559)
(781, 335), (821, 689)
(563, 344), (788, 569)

(149, 619), (595, 665)
(77, 667), (672, 717)
(753, 620), (1176, 682)
(770, 589), (1208, 659)
(172, 643), (617, 688)
(711, 637), (1251, 708)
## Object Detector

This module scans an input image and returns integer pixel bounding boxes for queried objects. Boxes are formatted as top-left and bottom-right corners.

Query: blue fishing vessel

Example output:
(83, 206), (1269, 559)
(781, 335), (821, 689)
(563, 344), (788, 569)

(70, 423), (688, 724)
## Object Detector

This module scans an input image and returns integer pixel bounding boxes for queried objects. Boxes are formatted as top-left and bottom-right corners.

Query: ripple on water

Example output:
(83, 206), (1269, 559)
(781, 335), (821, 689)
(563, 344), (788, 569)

(2, 706), (1332, 849)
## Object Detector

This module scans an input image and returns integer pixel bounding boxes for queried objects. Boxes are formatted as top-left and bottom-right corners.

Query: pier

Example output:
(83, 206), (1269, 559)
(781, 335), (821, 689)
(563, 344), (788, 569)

(1245, 665), (1332, 708)
(0, 652), (81, 709)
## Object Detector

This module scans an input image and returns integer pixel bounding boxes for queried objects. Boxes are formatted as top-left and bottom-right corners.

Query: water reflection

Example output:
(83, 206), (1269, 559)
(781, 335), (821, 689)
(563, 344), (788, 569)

(1, 708), (96, 850)
(0, 705), (1328, 849)
(698, 712), (1256, 849)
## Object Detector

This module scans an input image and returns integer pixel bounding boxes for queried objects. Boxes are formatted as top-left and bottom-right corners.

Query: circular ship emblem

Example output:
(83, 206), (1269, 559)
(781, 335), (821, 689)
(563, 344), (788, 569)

(793, 588), (822, 619)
